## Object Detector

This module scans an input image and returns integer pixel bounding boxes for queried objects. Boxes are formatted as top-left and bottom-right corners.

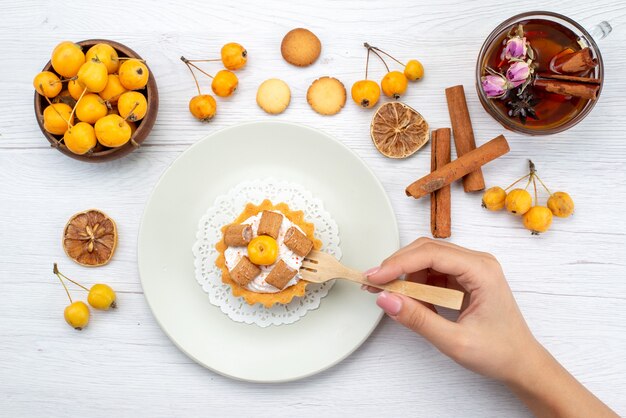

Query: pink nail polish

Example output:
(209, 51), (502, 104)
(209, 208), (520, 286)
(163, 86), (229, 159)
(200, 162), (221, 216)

(376, 291), (402, 316)
(364, 266), (380, 276)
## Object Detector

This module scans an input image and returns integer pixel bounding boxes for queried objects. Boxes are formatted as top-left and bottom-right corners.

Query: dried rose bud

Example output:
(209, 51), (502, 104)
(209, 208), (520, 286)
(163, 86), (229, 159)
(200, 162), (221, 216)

(481, 74), (508, 98)
(503, 36), (528, 60)
(506, 61), (531, 87)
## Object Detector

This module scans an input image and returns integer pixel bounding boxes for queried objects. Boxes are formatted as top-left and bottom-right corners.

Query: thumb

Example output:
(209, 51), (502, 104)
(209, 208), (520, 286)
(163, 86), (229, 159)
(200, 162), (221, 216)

(376, 291), (461, 353)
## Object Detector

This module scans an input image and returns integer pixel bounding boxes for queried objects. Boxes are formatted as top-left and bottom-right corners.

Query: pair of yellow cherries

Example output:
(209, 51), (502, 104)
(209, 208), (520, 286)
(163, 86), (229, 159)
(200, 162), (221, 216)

(53, 264), (117, 331)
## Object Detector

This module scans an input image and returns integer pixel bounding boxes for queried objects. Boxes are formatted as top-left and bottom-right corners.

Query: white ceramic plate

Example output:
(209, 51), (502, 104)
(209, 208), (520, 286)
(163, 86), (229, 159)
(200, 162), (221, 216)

(138, 121), (399, 382)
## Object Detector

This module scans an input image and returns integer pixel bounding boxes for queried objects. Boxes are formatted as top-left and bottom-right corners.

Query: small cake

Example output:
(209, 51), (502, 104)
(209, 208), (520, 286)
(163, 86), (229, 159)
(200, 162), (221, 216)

(215, 200), (320, 307)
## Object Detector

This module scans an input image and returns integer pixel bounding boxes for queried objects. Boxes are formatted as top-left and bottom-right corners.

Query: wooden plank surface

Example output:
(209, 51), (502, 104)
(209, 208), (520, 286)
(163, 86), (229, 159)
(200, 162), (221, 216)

(1, 0), (625, 416)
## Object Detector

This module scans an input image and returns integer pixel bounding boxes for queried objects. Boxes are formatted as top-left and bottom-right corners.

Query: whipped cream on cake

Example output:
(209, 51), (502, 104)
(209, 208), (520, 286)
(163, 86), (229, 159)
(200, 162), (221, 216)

(224, 211), (305, 293)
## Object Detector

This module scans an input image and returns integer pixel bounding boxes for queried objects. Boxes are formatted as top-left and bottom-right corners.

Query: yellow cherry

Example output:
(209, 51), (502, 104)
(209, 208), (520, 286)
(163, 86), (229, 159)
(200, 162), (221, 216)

(482, 186), (507, 211)
(404, 59), (424, 81)
(85, 43), (119, 74)
(88, 283), (117, 310)
(64, 301), (90, 330)
(99, 74), (127, 104)
(547, 192), (574, 218)
(77, 59), (108, 92)
(33, 71), (62, 98)
(68, 79), (84, 100)
(43, 103), (73, 135)
(381, 71), (408, 99)
(211, 70), (238, 97)
(523, 206), (553, 234)
(51, 41), (85, 78)
(351, 80), (381, 108)
(64, 122), (96, 155)
(505, 189), (532, 216)
(189, 94), (217, 122)
(117, 91), (147, 122)
(221, 42), (247, 70)
(247, 236), (279, 265)
(94, 114), (132, 147)
(118, 59), (149, 90)
(75, 93), (108, 124)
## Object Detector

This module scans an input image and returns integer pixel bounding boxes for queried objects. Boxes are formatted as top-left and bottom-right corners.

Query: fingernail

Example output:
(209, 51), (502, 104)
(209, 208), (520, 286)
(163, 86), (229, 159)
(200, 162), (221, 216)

(360, 284), (367, 291)
(376, 291), (402, 316)
(364, 266), (380, 276)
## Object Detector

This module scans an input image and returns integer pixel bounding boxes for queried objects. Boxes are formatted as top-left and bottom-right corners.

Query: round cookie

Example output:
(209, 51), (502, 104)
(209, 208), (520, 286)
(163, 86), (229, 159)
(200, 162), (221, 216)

(281, 28), (321, 67)
(256, 79), (291, 115)
(306, 76), (346, 116)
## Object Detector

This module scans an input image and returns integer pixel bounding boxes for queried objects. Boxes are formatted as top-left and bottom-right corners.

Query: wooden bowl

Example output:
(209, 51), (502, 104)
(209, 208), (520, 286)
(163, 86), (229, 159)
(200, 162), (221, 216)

(34, 39), (158, 162)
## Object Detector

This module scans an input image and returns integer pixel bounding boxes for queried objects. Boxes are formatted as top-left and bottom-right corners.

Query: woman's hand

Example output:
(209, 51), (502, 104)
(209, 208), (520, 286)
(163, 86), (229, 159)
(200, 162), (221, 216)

(364, 238), (619, 417)
(364, 237), (539, 383)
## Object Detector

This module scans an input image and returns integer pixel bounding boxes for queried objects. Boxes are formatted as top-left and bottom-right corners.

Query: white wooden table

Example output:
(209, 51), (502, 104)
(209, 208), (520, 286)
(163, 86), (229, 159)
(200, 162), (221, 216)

(1, 1), (625, 416)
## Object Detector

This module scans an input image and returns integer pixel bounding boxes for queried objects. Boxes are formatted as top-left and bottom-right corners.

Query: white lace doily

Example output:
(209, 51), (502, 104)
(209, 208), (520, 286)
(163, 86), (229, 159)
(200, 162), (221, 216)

(192, 179), (341, 327)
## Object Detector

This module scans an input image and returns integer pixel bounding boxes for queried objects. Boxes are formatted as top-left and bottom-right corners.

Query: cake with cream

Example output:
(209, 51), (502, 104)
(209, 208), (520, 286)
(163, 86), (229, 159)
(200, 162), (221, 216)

(215, 200), (320, 307)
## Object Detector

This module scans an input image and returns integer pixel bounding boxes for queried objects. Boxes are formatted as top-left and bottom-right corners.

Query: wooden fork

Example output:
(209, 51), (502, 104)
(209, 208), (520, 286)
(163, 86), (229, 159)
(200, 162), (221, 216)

(300, 250), (465, 310)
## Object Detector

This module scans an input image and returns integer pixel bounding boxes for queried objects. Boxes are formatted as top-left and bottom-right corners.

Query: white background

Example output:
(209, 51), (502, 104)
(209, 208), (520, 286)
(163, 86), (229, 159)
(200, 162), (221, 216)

(1, 0), (625, 416)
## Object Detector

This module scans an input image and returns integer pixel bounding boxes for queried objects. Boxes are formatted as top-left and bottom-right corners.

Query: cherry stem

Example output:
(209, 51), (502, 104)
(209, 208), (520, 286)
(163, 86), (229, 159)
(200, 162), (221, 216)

(180, 56), (202, 95)
(532, 175), (538, 205)
(524, 175), (532, 190)
(44, 96), (71, 127)
(53, 263), (73, 303)
(51, 77), (76, 85)
(364, 43), (390, 72)
(504, 173), (530, 191)
(186, 59), (221, 62)
(370, 45), (405, 67)
(54, 266), (90, 292)
(180, 56), (214, 79)
(124, 102), (140, 121)
(68, 87), (87, 129)
(365, 48), (370, 79)
(118, 57), (146, 62)
(535, 174), (552, 196)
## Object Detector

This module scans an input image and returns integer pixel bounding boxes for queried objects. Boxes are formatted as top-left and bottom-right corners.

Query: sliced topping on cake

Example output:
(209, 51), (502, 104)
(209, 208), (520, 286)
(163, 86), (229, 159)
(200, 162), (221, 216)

(283, 226), (313, 257)
(257, 210), (283, 239)
(230, 256), (261, 287)
(223, 223), (253, 247)
(265, 259), (298, 290)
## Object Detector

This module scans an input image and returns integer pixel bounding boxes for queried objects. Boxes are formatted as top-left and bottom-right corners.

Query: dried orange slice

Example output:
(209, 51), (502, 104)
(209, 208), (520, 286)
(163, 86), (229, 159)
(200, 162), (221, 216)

(63, 209), (117, 267)
(370, 102), (429, 158)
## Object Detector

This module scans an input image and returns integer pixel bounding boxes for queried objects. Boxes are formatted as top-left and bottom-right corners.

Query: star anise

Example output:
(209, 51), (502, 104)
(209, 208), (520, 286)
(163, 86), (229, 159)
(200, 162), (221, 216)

(506, 88), (539, 124)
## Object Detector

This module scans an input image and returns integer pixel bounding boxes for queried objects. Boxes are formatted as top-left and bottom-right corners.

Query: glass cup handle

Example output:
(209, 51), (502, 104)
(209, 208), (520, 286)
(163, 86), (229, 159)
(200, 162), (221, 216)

(589, 21), (612, 40)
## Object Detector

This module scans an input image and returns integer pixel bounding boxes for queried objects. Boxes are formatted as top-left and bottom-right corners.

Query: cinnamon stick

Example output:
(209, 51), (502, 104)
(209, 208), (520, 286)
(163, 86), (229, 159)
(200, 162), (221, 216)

(534, 79), (599, 100)
(430, 128), (451, 238)
(537, 73), (601, 85)
(552, 47), (597, 74)
(445, 85), (485, 192)
(406, 135), (510, 199)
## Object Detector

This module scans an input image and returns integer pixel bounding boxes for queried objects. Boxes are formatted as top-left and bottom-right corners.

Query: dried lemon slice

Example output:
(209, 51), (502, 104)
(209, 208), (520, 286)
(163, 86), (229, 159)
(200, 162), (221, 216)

(63, 209), (117, 267)
(370, 102), (430, 158)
